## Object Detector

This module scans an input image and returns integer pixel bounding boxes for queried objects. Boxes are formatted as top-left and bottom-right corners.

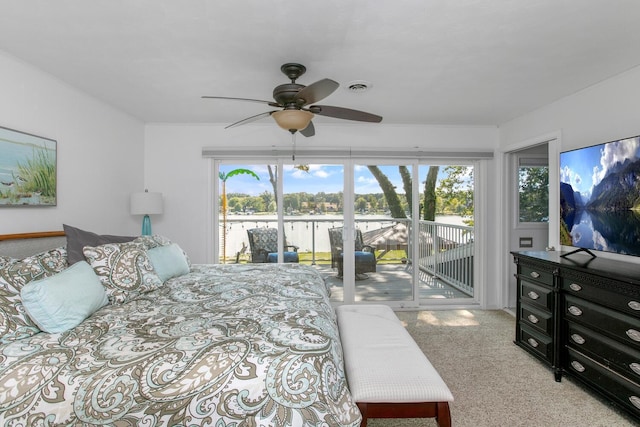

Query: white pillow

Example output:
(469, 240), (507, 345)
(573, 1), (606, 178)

(147, 243), (190, 282)
(21, 261), (108, 333)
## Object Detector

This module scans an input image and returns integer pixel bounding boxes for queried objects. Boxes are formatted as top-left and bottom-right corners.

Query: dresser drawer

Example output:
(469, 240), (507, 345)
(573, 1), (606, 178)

(562, 272), (640, 318)
(518, 325), (553, 364)
(520, 280), (553, 311)
(565, 295), (640, 349)
(521, 304), (553, 336)
(519, 263), (554, 287)
(566, 348), (640, 418)
(566, 321), (640, 384)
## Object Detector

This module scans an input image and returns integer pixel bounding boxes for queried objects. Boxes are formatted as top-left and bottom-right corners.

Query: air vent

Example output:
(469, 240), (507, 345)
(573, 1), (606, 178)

(346, 80), (372, 93)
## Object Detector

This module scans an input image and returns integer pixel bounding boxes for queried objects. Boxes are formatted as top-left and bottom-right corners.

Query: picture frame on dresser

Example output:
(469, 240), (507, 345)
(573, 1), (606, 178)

(0, 125), (57, 206)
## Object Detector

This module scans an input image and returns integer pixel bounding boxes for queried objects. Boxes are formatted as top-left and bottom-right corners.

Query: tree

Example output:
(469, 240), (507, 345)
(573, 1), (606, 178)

(367, 195), (378, 212)
(356, 196), (368, 212)
(423, 166), (439, 220)
(267, 165), (278, 207)
(437, 166), (474, 223)
(519, 166), (548, 222)
(267, 164), (309, 211)
(367, 166), (406, 218)
(219, 169), (259, 263)
(399, 165), (412, 213)
(260, 191), (274, 213)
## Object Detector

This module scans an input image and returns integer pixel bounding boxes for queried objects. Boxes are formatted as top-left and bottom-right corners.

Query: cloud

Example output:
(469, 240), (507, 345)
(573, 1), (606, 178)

(561, 164), (585, 196)
(593, 137), (640, 186)
(357, 176), (377, 185)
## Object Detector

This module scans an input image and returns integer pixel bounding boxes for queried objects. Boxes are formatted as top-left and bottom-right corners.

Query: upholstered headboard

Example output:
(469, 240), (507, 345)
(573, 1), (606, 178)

(0, 231), (66, 259)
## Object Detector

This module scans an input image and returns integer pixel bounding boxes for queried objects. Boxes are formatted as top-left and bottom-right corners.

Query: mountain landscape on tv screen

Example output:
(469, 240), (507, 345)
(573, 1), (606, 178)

(560, 141), (640, 256)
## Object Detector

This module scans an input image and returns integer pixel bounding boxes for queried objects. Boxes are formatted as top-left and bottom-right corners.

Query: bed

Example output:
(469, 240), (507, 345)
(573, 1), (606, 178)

(0, 230), (361, 426)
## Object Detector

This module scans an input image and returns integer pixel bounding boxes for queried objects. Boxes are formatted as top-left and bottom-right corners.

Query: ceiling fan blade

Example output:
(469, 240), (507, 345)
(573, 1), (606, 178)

(300, 121), (315, 137)
(202, 96), (281, 107)
(308, 105), (383, 123)
(293, 79), (339, 106)
(225, 111), (277, 129)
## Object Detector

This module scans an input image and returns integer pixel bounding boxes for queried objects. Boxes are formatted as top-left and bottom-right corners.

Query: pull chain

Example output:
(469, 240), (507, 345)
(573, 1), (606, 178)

(291, 131), (297, 161)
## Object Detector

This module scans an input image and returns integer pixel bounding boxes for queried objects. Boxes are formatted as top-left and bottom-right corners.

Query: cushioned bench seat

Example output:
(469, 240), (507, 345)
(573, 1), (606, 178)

(336, 304), (453, 427)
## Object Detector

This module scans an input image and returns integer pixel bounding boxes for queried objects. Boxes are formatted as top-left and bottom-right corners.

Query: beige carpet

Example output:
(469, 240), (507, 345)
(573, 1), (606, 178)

(367, 310), (638, 427)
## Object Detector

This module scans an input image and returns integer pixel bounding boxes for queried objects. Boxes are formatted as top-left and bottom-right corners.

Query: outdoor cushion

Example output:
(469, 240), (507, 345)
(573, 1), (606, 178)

(267, 251), (299, 263)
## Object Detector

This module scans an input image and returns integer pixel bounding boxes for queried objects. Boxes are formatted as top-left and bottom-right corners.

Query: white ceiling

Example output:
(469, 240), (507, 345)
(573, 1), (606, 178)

(1, 0), (640, 127)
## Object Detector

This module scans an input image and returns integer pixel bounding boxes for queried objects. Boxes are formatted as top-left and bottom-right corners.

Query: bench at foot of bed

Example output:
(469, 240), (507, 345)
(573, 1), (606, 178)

(336, 305), (453, 427)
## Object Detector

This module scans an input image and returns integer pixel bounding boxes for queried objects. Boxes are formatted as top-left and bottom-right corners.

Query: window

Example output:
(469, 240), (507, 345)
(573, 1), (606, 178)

(518, 157), (548, 223)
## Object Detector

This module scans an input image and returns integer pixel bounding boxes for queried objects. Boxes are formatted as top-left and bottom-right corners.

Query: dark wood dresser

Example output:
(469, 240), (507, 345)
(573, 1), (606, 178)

(512, 251), (640, 421)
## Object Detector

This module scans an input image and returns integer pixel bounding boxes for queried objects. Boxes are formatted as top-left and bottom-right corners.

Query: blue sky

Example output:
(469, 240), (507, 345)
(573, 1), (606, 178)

(220, 164), (461, 196)
(560, 136), (640, 199)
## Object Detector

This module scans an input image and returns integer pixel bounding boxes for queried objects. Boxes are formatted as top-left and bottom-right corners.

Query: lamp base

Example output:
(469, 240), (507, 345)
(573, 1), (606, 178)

(141, 215), (152, 236)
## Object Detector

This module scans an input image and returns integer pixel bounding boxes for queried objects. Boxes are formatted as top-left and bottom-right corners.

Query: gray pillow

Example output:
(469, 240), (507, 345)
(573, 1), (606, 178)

(63, 224), (135, 265)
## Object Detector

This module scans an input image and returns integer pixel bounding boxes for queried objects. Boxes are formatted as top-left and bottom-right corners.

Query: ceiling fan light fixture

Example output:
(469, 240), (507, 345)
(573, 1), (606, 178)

(272, 109), (314, 131)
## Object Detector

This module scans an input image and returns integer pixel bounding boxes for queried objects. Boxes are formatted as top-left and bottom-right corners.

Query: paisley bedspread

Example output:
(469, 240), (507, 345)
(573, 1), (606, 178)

(0, 263), (361, 426)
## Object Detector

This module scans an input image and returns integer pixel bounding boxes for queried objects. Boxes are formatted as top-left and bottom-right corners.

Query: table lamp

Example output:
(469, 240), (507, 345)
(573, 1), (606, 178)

(130, 190), (163, 235)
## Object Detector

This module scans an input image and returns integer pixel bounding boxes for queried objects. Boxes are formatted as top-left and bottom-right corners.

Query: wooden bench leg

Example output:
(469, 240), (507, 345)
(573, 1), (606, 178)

(436, 401), (452, 427)
(357, 401), (451, 427)
(357, 402), (368, 427)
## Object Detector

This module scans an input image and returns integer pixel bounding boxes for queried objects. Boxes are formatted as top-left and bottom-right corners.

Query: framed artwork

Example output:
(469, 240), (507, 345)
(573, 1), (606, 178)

(0, 126), (57, 206)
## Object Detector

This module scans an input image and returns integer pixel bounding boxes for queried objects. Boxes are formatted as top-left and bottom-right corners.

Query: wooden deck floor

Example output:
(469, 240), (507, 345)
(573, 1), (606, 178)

(309, 263), (471, 302)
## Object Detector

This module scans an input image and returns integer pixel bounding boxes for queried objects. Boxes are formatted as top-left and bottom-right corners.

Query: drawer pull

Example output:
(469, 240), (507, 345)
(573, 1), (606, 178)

(630, 396), (640, 410)
(629, 301), (640, 311)
(569, 283), (582, 292)
(529, 271), (540, 279)
(626, 329), (640, 342)
(568, 306), (583, 316)
(527, 291), (540, 300)
(527, 314), (539, 324)
(527, 338), (539, 348)
(571, 334), (585, 345)
(630, 362), (640, 375)
(571, 360), (586, 373)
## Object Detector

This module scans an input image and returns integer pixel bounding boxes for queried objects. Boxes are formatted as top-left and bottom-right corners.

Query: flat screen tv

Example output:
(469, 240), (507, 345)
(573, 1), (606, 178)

(560, 135), (640, 258)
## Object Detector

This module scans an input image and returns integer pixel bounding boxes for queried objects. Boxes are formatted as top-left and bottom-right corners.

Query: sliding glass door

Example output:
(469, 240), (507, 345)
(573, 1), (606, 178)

(417, 164), (475, 301)
(214, 158), (477, 306)
(282, 163), (345, 302)
(352, 163), (415, 303)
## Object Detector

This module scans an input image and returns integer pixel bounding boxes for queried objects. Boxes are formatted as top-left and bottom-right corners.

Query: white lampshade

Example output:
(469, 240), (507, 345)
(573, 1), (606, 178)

(130, 191), (163, 215)
(272, 110), (314, 131)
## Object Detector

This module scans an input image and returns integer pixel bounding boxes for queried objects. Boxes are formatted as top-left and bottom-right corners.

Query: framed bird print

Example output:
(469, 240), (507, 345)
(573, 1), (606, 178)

(0, 126), (57, 206)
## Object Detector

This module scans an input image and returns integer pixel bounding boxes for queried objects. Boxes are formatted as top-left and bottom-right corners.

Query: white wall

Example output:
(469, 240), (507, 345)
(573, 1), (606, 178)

(499, 64), (640, 266)
(0, 52), (145, 236)
(500, 65), (640, 152)
(144, 122), (502, 306)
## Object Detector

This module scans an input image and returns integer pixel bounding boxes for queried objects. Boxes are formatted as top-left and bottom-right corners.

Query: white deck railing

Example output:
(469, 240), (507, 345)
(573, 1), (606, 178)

(418, 221), (474, 295)
(220, 217), (474, 295)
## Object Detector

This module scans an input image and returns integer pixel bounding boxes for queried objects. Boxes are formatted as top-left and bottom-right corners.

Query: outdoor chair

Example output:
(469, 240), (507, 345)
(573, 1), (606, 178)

(246, 227), (299, 263)
(328, 227), (376, 278)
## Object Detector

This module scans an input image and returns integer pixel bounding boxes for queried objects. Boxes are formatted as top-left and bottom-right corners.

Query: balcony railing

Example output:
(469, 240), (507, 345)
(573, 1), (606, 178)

(418, 221), (474, 295)
(219, 216), (474, 295)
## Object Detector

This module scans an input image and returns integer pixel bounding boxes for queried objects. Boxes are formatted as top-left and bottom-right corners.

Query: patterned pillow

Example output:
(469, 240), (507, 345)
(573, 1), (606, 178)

(0, 256), (15, 268)
(134, 234), (173, 250)
(0, 246), (68, 343)
(83, 242), (163, 304)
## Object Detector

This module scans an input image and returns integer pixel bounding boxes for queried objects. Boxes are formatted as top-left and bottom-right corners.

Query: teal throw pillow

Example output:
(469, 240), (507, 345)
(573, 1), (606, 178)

(21, 261), (108, 333)
(147, 243), (190, 282)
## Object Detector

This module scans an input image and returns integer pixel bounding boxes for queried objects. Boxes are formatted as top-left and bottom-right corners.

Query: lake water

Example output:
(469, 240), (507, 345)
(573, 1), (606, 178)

(565, 209), (640, 256)
(220, 214), (468, 256)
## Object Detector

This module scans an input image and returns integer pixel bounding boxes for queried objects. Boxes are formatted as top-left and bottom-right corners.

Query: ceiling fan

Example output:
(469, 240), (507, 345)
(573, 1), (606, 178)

(202, 63), (382, 137)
